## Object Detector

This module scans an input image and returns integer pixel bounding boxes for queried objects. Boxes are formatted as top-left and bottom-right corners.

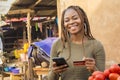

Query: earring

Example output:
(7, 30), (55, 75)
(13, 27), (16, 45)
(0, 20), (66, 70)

(84, 23), (87, 35)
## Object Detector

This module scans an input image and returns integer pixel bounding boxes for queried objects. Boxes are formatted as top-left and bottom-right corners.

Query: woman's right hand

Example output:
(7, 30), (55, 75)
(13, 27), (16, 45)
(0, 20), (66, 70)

(52, 62), (68, 74)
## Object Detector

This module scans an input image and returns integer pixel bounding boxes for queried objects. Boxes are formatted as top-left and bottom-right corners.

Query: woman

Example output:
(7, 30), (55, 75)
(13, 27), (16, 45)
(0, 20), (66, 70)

(48, 5), (105, 80)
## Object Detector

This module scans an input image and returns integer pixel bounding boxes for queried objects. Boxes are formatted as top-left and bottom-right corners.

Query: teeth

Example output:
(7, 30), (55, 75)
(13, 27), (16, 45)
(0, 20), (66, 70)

(70, 26), (76, 30)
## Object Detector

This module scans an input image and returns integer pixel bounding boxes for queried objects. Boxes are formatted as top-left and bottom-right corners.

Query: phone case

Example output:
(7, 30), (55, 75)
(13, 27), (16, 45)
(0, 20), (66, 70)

(52, 57), (69, 67)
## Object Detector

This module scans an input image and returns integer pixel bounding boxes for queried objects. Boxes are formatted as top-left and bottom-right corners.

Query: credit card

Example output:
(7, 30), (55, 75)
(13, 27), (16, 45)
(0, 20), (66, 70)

(73, 60), (85, 66)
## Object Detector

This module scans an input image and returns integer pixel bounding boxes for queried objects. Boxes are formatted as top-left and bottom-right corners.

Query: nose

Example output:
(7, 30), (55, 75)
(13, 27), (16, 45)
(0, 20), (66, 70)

(69, 19), (74, 24)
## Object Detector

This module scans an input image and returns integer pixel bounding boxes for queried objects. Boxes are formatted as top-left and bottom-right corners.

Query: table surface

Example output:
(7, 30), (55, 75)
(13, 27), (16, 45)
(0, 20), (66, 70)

(33, 68), (49, 71)
(33, 67), (49, 75)
(3, 72), (24, 76)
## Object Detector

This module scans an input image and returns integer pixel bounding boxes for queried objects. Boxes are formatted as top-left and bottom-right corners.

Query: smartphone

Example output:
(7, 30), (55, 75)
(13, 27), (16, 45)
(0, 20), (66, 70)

(52, 57), (69, 68)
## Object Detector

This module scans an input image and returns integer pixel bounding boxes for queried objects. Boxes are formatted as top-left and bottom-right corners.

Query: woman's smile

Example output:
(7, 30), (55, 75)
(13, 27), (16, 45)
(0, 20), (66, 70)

(68, 24), (79, 32)
(64, 8), (83, 34)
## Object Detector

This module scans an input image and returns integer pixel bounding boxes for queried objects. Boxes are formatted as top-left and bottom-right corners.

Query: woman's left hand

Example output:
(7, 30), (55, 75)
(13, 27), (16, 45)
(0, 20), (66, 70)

(84, 58), (96, 72)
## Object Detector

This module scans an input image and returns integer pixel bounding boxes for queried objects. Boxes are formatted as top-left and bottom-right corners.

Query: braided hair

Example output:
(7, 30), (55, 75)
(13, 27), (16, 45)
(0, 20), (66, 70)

(61, 5), (95, 46)
(60, 5), (95, 60)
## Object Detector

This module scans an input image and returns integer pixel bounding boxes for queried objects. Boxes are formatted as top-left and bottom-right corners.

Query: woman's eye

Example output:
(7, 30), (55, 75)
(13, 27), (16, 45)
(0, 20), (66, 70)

(64, 19), (69, 22)
(73, 17), (78, 20)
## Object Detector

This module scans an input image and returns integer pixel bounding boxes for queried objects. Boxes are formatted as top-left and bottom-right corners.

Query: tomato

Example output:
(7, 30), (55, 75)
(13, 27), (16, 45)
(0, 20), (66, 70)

(109, 73), (120, 80)
(94, 73), (105, 80)
(92, 71), (104, 77)
(104, 69), (110, 78)
(109, 64), (120, 73)
(118, 71), (120, 75)
(118, 64), (120, 67)
(88, 76), (94, 80)
(117, 64), (120, 74)
(117, 76), (120, 80)
(92, 71), (105, 80)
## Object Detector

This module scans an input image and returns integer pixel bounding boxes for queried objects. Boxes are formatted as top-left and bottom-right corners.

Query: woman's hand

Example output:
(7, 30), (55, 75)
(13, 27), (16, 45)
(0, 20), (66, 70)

(52, 62), (68, 74)
(84, 58), (96, 72)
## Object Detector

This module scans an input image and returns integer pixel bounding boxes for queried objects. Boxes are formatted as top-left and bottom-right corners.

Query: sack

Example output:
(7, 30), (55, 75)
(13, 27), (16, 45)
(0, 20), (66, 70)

(27, 37), (57, 67)
(0, 58), (3, 64)
(29, 44), (50, 66)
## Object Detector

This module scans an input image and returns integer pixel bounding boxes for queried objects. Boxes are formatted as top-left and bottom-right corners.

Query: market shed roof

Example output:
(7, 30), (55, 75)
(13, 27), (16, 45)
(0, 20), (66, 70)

(6, 0), (57, 18)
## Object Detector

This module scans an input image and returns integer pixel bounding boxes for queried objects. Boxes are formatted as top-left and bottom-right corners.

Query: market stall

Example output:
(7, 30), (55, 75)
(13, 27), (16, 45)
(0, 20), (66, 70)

(0, 0), (57, 80)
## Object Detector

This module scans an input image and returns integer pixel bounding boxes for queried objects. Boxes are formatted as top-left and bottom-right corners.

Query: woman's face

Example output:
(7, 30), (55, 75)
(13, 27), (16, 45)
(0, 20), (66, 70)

(64, 8), (83, 35)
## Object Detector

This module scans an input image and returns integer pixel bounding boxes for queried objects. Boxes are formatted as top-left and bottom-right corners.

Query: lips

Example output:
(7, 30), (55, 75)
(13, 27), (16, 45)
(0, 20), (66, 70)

(70, 26), (76, 31)
(68, 25), (78, 31)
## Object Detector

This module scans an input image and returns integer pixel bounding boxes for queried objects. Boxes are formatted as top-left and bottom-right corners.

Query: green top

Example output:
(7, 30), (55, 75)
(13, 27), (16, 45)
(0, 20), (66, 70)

(48, 38), (105, 80)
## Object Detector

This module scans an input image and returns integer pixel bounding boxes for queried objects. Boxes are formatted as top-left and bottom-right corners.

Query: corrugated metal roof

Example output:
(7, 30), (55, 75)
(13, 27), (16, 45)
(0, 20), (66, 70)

(5, 0), (57, 18)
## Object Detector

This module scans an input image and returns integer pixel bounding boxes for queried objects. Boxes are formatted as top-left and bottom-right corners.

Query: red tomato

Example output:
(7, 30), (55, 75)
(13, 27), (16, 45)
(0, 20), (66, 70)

(88, 76), (94, 80)
(118, 71), (120, 75)
(92, 71), (104, 77)
(117, 76), (120, 80)
(118, 64), (120, 67)
(109, 73), (120, 80)
(94, 73), (105, 80)
(104, 69), (110, 78)
(109, 64), (120, 73)
(117, 64), (120, 74)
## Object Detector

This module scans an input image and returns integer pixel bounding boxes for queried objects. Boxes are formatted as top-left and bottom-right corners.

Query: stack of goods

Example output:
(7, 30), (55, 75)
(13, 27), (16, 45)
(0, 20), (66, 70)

(11, 68), (20, 74)
(4, 66), (20, 74)
(88, 64), (120, 80)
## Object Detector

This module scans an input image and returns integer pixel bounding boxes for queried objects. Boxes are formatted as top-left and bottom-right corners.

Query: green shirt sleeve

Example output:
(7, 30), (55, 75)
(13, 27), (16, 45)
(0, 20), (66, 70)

(93, 40), (106, 72)
(48, 38), (61, 80)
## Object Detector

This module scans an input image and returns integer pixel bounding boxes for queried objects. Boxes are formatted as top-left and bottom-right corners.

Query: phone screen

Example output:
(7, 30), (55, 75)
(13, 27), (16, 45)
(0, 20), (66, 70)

(52, 57), (69, 67)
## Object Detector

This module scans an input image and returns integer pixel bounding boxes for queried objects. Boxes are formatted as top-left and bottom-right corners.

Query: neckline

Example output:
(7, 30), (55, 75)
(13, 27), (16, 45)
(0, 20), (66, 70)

(71, 38), (89, 45)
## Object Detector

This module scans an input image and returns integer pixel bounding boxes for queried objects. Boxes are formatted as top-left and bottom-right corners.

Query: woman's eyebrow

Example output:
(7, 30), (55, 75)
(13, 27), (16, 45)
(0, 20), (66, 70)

(64, 14), (78, 19)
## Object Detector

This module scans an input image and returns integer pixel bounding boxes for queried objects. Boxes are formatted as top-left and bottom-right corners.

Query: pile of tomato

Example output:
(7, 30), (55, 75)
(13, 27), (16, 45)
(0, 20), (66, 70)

(88, 64), (120, 80)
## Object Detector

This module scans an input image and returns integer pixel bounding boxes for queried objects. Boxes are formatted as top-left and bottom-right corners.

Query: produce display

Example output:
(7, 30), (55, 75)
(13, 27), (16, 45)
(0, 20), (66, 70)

(88, 64), (120, 80)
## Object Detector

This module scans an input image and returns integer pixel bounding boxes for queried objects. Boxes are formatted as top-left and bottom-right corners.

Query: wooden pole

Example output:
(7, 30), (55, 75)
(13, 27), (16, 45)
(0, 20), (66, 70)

(57, 0), (61, 37)
(26, 12), (31, 46)
(57, 0), (66, 37)
(23, 26), (26, 44)
(26, 12), (35, 80)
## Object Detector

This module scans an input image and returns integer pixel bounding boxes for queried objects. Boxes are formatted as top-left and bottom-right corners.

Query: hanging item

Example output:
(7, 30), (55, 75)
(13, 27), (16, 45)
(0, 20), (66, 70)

(55, 17), (58, 25)
(35, 23), (38, 31)
(38, 22), (42, 32)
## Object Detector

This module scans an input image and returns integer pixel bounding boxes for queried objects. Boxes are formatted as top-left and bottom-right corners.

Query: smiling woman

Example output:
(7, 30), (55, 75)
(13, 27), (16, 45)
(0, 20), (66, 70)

(48, 5), (105, 80)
